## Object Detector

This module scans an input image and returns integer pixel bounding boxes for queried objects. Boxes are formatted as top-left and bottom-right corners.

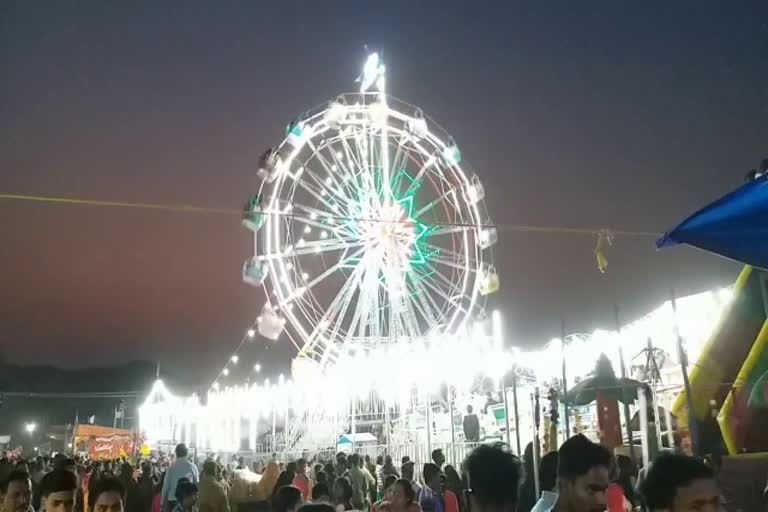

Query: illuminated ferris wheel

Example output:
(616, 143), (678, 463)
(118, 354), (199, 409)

(242, 53), (498, 367)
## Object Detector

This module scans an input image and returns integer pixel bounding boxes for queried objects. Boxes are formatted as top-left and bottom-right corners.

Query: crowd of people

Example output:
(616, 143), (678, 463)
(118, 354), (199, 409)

(0, 437), (722, 512)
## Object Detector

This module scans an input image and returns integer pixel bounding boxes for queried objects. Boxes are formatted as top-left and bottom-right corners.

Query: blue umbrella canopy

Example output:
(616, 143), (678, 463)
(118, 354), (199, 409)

(657, 176), (768, 269)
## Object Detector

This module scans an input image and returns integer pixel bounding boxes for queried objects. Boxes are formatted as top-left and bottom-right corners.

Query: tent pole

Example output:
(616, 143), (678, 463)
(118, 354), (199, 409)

(671, 290), (699, 456)
(614, 304), (636, 466)
(561, 319), (571, 443)
(512, 372), (521, 455)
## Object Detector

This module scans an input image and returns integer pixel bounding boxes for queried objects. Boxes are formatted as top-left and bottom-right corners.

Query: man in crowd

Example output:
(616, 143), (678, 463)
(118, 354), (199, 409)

(0, 470), (32, 512)
(40, 469), (78, 512)
(89, 477), (125, 512)
(363, 456), (377, 502)
(357, 455), (376, 505)
(462, 406), (480, 444)
(198, 461), (229, 512)
(419, 464), (445, 512)
(311, 482), (330, 503)
(346, 454), (367, 510)
(136, 462), (158, 512)
(463, 443), (521, 512)
(532, 434), (611, 512)
(374, 457), (384, 497)
(640, 453), (721, 512)
(161, 444), (199, 512)
(431, 450), (445, 470)
(400, 461), (421, 500)
(292, 458), (310, 501)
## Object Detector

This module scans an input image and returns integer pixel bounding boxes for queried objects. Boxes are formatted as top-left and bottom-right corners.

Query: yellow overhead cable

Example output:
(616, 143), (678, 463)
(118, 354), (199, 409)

(0, 193), (659, 238)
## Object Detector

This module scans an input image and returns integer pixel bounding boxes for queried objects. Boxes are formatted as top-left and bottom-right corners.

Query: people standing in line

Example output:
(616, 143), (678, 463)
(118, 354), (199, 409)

(198, 461), (229, 512)
(161, 445), (199, 512)
(40, 469), (78, 512)
(1, 471), (33, 512)
(531, 434), (611, 512)
(639, 453), (721, 512)
(292, 460), (310, 501)
(462, 443), (522, 512)
(462, 406), (480, 444)
(89, 477), (126, 512)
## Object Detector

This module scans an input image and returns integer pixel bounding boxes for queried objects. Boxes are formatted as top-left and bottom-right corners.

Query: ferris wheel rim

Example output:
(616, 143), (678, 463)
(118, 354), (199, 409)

(249, 90), (495, 366)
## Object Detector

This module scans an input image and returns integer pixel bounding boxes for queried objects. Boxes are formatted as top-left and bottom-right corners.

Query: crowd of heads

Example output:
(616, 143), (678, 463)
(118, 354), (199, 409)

(0, 454), (128, 512)
(1, 435), (724, 512)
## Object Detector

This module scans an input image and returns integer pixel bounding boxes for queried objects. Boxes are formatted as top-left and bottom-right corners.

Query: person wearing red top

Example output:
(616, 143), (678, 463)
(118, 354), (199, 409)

(373, 479), (421, 512)
(443, 490), (458, 512)
(292, 459), (310, 501)
(606, 483), (629, 512)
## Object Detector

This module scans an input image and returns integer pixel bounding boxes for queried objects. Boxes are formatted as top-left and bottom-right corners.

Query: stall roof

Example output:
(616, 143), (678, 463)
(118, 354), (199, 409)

(338, 433), (377, 444)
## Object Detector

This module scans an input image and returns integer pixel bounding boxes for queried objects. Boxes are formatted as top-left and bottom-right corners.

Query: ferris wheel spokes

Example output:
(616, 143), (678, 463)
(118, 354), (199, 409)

(245, 55), (495, 367)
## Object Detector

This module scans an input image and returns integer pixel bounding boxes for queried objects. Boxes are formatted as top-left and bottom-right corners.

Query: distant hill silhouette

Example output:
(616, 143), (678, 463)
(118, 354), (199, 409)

(0, 360), (187, 437)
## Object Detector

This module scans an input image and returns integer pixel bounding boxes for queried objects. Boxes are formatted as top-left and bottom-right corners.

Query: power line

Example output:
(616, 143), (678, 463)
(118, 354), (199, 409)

(0, 193), (659, 238)
(3, 391), (142, 399)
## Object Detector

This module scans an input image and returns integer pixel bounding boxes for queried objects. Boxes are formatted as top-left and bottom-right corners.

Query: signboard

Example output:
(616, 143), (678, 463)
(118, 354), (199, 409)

(88, 435), (134, 459)
(75, 424), (137, 460)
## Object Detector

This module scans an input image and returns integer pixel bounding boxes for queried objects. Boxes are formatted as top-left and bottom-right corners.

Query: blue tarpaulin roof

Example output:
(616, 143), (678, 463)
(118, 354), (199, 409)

(657, 176), (768, 269)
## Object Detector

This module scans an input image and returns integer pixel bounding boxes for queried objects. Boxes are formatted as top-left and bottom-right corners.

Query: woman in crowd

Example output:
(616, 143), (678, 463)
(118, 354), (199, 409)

(374, 478), (419, 512)
(274, 470), (297, 497)
(371, 475), (398, 512)
(387, 479), (419, 512)
(442, 466), (462, 512)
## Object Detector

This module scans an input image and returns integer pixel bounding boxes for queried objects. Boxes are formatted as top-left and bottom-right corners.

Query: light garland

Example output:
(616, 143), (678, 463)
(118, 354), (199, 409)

(139, 288), (729, 453)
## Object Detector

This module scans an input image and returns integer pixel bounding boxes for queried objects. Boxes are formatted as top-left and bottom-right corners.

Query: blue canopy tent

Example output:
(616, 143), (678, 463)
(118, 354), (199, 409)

(657, 176), (768, 269)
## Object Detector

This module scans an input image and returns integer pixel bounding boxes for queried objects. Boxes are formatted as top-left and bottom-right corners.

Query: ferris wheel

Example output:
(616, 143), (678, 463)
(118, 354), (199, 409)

(242, 53), (498, 367)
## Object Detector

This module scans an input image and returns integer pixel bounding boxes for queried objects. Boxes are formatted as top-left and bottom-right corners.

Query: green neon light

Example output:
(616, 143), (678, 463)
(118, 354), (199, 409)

(341, 168), (438, 272)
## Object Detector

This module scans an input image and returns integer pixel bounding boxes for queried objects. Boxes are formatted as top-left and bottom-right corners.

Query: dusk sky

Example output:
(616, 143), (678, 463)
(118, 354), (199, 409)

(1, 2), (766, 386)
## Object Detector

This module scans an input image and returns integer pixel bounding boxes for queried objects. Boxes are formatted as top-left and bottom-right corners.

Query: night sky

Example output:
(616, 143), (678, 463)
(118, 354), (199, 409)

(2, 2), (766, 386)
